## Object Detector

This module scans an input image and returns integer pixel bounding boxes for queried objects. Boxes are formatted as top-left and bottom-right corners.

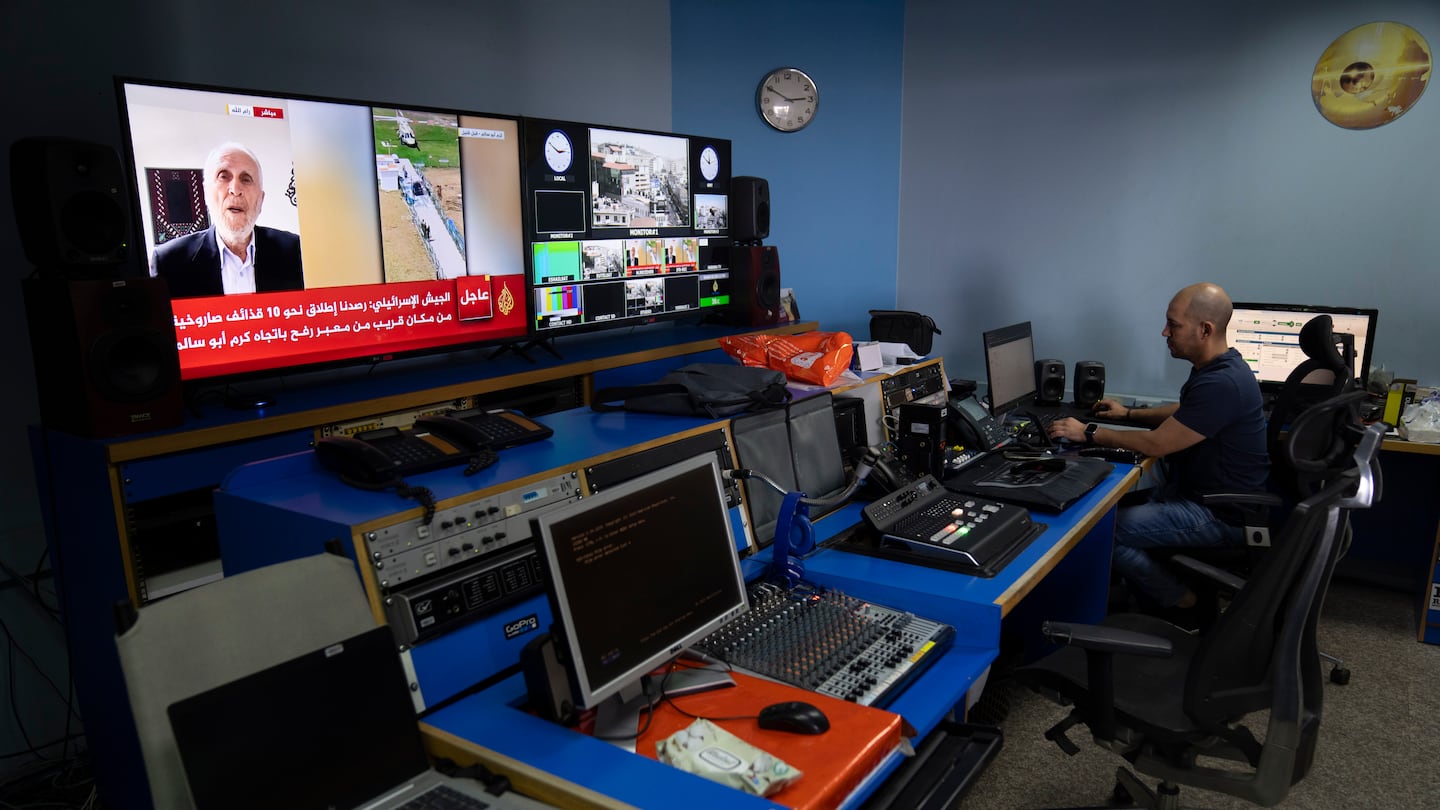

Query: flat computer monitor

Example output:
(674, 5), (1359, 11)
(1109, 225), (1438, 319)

(982, 321), (1037, 417)
(1228, 303), (1379, 391)
(532, 453), (748, 740)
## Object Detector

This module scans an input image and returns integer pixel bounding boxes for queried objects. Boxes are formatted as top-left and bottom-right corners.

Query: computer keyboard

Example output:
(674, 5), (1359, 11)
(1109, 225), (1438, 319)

(690, 580), (954, 707)
(396, 785), (493, 809)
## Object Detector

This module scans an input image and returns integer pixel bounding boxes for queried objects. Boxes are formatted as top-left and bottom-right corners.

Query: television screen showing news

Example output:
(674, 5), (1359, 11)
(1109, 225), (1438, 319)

(118, 80), (529, 382)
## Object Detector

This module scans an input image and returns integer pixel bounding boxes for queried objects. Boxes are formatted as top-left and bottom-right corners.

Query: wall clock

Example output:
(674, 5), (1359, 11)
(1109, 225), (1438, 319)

(756, 67), (818, 132)
(543, 129), (573, 173)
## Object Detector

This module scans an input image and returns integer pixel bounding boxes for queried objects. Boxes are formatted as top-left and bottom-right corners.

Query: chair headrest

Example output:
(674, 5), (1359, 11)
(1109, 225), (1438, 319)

(1297, 314), (1348, 374)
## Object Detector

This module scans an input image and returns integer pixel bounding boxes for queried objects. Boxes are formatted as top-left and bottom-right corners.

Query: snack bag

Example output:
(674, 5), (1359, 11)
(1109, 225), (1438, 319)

(719, 331), (854, 387)
(655, 718), (802, 797)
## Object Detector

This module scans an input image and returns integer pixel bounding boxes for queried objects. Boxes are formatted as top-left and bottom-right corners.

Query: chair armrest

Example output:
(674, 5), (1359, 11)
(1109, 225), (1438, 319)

(1041, 621), (1173, 657)
(1171, 554), (1247, 591)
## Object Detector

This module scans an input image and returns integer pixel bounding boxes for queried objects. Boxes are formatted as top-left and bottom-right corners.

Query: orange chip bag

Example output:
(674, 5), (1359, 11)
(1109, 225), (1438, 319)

(720, 331), (854, 387)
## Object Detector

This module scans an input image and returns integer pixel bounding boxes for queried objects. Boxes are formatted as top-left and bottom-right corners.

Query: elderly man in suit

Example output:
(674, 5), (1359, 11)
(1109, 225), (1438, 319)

(152, 142), (304, 297)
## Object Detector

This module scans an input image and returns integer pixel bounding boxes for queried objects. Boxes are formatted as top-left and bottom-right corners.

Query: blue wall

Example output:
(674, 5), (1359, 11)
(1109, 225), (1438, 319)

(899, 0), (1440, 398)
(672, 0), (907, 340)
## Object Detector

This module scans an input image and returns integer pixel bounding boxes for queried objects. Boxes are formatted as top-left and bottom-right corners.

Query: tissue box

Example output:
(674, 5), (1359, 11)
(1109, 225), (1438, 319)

(851, 341), (883, 371)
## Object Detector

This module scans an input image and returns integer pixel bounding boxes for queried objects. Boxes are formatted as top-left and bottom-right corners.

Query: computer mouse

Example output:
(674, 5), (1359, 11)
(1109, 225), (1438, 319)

(757, 701), (830, 735)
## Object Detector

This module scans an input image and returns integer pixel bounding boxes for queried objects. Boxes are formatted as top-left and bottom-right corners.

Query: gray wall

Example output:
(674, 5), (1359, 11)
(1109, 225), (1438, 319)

(900, 0), (1440, 399)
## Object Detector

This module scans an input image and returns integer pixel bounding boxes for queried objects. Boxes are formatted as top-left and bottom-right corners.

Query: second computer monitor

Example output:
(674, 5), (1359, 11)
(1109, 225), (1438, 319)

(982, 321), (1037, 417)
(1228, 303), (1379, 390)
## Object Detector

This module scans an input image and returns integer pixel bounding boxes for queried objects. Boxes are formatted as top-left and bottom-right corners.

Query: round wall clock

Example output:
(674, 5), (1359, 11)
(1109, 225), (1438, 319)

(699, 145), (720, 181)
(757, 67), (819, 132)
(543, 129), (573, 173)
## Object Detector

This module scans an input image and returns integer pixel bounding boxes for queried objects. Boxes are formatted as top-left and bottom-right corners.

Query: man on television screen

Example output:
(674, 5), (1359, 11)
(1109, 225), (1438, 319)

(151, 142), (304, 297)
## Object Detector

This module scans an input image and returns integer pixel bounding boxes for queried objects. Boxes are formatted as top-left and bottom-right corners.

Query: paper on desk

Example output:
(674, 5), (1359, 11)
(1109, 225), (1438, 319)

(877, 342), (922, 365)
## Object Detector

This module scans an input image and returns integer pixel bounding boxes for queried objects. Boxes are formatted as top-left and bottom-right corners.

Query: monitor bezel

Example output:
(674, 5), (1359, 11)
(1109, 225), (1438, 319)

(1228, 302), (1379, 391)
(532, 453), (748, 709)
(113, 75), (532, 387)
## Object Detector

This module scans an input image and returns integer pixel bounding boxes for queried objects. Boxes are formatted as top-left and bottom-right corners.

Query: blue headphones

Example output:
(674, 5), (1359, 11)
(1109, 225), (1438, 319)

(770, 490), (815, 587)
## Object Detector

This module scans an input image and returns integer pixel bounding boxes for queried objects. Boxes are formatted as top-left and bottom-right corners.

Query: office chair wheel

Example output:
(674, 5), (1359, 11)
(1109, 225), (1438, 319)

(1330, 666), (1351, 685)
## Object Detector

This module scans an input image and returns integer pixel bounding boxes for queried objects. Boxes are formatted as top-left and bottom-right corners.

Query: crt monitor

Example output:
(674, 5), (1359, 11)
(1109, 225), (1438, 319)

(532, 453), (748, 739)
(982, 321), (1037, 417)
(1227, 303), (1379, 390)
(116, 78), (530, 384)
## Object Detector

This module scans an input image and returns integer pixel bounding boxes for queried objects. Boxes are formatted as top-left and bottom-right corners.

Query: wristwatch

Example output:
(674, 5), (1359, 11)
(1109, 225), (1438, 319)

(1084, 422), (1099, 445)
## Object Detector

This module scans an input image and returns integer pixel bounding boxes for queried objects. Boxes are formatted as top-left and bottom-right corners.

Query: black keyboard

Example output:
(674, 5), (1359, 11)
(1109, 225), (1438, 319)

(448, 408), (554, 449)
(691, 580), (954, 707)
(395, 784), (491, 809)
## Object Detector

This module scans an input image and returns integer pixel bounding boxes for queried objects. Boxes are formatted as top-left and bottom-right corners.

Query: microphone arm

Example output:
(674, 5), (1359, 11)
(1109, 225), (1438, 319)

(727, 446), (880, 510)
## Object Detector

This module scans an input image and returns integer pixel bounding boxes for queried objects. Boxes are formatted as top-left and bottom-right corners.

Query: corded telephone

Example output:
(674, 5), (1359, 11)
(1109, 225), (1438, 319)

(314, 416), (498, 487)
(947, 394), (1007, 451)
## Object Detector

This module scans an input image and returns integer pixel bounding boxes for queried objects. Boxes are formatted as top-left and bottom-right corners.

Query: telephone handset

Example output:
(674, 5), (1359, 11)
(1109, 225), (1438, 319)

(948, 394), (1007, 450)
(315, 435), (405, 487)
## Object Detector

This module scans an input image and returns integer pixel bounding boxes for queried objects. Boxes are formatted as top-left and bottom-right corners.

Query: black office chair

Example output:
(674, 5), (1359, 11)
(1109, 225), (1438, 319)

(1187, 314), (1358, 679)
(1015, 391), (1382, 809)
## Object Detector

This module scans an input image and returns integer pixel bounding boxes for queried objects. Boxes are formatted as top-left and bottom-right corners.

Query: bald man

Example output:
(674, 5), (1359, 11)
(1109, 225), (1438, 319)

(152, 142), (304, 298)
(1048, 283), (1269, 614)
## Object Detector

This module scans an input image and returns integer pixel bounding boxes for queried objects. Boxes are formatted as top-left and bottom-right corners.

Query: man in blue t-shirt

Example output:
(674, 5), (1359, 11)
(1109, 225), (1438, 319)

(1048, 282), (1269, 612)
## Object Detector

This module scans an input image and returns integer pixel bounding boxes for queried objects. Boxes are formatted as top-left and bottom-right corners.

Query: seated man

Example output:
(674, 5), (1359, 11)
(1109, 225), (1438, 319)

(1048, 282), (1268, 615)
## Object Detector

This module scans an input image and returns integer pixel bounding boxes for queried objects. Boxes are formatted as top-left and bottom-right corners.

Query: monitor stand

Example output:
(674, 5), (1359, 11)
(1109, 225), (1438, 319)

(592, 669), (735, 752)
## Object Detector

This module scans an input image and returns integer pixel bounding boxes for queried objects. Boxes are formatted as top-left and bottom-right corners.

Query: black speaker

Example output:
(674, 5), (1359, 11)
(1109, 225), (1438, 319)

(1034, 359), (1065, 405)
(897, 401), (948, 479)
(725, 245), (782, 327)
(731, 175), (770, 243)
(23, 276), (184, 437)
(1074, 361), (1106, 409)
(10, 137), (136, 273)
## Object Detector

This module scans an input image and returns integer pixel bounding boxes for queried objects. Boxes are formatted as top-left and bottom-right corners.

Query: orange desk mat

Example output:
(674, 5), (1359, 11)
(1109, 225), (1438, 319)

(632, 667), (905, 810)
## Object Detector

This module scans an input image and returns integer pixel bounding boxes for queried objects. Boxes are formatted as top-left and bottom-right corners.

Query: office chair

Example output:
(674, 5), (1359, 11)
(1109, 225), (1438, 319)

(114, 548), (377, 809)
(1015, 391), (1383, 809)
(1188, 313), (1358, 679)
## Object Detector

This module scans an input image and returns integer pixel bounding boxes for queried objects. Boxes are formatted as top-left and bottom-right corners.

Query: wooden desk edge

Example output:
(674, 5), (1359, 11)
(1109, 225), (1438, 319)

(992, 464), (1143, 616)
(421, 723), (638, 810)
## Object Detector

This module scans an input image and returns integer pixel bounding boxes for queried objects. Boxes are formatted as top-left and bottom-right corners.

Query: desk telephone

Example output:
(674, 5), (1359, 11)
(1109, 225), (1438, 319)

(948, 394), (1007, 451)
(314, 409), (552, 486)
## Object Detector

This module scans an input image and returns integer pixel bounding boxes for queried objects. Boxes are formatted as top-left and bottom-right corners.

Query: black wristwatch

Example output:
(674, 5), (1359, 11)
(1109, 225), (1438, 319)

(1084, 422), (1099, 445)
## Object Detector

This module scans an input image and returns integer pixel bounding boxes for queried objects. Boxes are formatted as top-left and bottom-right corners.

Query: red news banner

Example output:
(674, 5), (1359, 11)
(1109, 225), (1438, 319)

(169, 274), (526, 379)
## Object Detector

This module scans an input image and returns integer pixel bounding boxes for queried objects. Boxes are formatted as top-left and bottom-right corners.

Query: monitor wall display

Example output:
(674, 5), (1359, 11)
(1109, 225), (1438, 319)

(117, 79), (529, 382)
(521, 118), (732, 337)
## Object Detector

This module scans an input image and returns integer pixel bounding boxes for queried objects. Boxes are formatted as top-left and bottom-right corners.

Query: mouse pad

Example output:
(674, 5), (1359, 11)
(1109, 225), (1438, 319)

(635, 666), (903, 810)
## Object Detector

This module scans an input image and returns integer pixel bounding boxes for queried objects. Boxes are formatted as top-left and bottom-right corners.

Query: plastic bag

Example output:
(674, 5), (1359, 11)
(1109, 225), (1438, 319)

(719, 331), (854, 387)
(1400, 396), (1440, 443)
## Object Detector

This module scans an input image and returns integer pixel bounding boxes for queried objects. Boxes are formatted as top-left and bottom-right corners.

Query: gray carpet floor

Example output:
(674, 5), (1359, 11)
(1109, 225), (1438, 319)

(959, 579), (1440, 809)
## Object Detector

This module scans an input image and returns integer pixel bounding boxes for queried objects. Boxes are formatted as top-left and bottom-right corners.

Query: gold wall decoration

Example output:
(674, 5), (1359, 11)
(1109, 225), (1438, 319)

(1312, 21), (1430, 130)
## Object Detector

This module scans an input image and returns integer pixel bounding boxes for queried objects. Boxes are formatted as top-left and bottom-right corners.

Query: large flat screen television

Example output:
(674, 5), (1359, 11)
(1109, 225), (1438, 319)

(116, 79), (530, 383)
(1227, 303), (1379, 390)
(520, 118), (733, 337)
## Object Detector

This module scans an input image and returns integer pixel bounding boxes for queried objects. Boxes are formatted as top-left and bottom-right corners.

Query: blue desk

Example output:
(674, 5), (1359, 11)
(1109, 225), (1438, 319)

(214, 404), (1140, 809)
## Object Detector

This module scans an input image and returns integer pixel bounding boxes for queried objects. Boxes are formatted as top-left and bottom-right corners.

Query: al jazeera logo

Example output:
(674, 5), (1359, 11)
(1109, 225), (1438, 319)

(1312, 21), (1431, 130)
(497, 279), (516, 317)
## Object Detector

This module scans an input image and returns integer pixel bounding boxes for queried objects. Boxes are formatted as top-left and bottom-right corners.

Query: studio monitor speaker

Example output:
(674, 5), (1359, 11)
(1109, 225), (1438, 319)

(23, 276), (184, 437)
(731, 176), (770, 243)
(10, 137), (136, 273)
(1034, 359), (1065, 405)
(1074, 361), (1106, 409)
(725, 245), (782, 327)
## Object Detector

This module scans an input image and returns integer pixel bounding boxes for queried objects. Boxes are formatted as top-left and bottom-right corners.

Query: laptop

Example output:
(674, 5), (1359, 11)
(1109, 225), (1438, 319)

(168, 625), (539, 810)
(981, 321), (1140, 429)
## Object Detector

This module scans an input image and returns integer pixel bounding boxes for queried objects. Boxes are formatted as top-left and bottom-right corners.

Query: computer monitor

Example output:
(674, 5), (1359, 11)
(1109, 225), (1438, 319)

(982, 321), (1037, 417)
(532, 453), (748, 740)
(1227, 303), (1379, 391)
